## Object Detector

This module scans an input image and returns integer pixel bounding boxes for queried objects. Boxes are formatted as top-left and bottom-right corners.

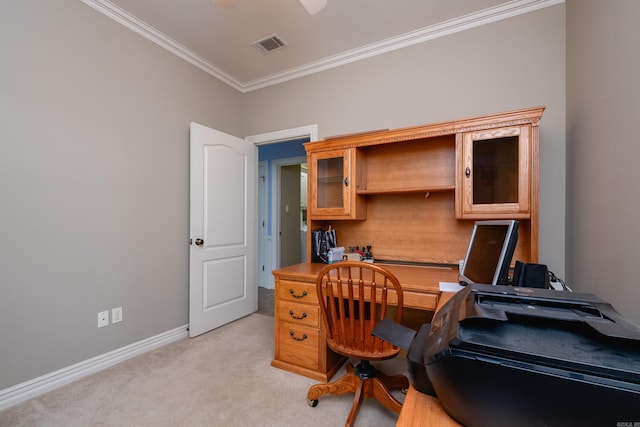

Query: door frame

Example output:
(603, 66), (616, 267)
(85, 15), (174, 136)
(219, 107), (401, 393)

(246, 125), (318, 288)
(257, 161), (269, 288)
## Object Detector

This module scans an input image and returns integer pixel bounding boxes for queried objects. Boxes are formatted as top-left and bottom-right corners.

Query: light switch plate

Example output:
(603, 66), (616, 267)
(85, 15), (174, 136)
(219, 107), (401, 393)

(112, 307), (123, 324)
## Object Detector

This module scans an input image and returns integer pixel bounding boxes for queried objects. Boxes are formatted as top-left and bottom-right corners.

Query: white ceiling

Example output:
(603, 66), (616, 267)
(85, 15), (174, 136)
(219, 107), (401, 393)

(82, 0), (560, 92)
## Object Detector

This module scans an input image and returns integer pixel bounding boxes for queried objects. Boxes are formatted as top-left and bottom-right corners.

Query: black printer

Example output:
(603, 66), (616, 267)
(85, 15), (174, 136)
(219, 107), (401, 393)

(407, 284), (640, 427)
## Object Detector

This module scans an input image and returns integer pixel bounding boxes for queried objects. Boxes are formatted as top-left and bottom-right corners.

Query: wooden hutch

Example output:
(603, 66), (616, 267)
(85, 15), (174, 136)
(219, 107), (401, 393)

(271, 106), (545, 381)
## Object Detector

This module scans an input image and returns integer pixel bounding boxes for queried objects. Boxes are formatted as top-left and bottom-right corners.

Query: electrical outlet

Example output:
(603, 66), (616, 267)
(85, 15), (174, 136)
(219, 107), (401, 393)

(112, 306), (123, 324)
(98, 310), (109, 328)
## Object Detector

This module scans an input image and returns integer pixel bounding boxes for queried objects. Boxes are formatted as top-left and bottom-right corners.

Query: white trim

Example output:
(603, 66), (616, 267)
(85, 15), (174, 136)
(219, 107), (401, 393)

(0, 325), (188, 411)
(257, 161), (273, 288)
(243, 0), (564, 91)
(245, 124), (318, 145)
(79, 0), (241, 90)
(247, 126), (316, 277)
(80, 0), (563, 93)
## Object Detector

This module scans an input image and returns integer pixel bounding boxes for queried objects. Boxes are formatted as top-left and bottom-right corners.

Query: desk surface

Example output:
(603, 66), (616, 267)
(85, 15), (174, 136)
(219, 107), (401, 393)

(273, 262), (458, 286)
(397, 386), (461, 427)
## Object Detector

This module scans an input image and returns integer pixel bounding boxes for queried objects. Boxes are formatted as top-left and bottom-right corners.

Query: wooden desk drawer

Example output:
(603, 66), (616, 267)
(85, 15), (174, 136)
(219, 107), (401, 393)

(403, 290), (439, 311)
(277, 322), (320, 371)
(277, 303), (320, 327)
(277, 280), (318, 305)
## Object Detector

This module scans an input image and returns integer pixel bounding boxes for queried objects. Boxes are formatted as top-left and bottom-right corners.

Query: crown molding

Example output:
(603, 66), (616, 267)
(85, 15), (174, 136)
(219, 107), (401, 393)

(81, 0), (563, 93)
(80, 0), (243, 90)
(242, 0), (563, 92)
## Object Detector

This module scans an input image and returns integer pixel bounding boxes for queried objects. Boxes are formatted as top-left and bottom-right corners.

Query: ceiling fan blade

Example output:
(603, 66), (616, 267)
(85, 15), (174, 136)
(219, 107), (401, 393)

(213, 0), (236, 9)
(299, 0), (327, 15)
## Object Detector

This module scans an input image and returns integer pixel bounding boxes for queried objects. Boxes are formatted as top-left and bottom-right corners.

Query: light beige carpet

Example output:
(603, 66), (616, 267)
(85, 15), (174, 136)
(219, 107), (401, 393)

(0, 313), (407, 427)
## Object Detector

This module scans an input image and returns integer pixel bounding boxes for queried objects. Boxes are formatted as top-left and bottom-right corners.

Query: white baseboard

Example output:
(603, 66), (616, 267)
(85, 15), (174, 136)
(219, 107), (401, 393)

(0, 325), (189, 411)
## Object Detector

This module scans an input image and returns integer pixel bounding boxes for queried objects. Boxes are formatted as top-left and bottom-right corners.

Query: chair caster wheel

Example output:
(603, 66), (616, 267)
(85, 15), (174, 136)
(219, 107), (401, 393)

(308, 399), (318, 407)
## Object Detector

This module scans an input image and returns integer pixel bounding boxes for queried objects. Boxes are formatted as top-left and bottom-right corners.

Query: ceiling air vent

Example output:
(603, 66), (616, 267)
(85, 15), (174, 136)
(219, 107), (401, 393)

(252, 34), (287, 54)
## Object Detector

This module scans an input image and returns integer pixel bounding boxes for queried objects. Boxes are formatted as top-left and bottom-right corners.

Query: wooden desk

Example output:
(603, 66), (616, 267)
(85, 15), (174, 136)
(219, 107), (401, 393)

(271, 263), (459, 381)
(396, 291), (460, 426)
(397, 386), (461, 427)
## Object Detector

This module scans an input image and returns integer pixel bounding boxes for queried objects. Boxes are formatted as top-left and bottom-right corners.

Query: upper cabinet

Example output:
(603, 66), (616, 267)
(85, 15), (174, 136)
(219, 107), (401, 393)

(305, 107), (544, 263)
(308, 148), (366, 220)
(455, 125), (531, 219)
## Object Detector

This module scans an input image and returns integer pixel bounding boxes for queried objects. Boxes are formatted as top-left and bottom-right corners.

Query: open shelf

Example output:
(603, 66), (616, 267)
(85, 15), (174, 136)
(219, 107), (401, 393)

(357, 185), (455, 195)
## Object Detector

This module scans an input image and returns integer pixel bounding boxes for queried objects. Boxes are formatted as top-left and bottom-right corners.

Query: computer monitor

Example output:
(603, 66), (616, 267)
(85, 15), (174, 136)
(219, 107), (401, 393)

(459, 220), (519, 285)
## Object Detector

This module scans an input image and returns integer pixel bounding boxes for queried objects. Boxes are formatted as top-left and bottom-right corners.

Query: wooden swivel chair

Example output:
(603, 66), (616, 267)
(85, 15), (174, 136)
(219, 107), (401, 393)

(307, 261), (409, 427)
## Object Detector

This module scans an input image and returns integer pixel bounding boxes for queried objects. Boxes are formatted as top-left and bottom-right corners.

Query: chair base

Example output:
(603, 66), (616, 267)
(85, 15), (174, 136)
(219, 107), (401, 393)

(307, 361), (410, 427)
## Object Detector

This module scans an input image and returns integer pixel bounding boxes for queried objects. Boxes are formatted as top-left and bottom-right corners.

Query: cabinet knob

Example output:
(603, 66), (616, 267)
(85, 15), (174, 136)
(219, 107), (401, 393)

(465, 167), (471, 178)
(344, 177), (349, 187)
(195, 238), (204, 246)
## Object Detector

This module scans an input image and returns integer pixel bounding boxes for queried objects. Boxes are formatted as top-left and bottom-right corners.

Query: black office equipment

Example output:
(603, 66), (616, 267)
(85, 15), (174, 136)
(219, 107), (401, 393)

(512, 260), (550, 288)
(408, 284), (640, 427)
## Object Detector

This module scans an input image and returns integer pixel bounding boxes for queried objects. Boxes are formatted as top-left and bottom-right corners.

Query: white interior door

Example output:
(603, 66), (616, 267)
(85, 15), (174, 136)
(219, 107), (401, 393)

(189, 122), (257, 337)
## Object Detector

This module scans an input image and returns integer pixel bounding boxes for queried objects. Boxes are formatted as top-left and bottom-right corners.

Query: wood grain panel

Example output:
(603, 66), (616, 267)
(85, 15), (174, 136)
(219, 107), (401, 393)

(362, 136), (455, 192)
(277, 322), (320, 370)
(324, 193), (530, 265)
(277, 302), (319, 327)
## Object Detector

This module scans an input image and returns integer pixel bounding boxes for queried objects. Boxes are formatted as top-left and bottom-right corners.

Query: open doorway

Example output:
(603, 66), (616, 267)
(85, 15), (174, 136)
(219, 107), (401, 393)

(261, 153), (307, 285)
(279, 163), (307, 268)
(246, 125), (318, 289)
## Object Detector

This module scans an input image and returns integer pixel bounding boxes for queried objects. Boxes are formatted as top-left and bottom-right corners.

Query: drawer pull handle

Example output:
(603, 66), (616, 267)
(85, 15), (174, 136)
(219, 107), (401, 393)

(289, 331), (308, 341)
(289, 289), (308, 299)
(289, 310), (307, 320)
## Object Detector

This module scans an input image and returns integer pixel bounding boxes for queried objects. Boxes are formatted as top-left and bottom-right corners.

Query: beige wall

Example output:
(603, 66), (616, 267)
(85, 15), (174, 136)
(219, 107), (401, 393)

(0, 0), (242, 389)
(566, 0), (640, 324)
(243, 4), (567, 278)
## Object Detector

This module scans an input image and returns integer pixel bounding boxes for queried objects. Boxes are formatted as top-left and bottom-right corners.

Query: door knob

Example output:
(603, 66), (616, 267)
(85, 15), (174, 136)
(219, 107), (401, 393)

(195, 238), (204, 246)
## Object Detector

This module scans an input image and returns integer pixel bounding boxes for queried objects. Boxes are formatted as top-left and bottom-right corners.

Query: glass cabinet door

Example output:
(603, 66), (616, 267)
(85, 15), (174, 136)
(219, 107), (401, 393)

(316, 155), (345, 209)
(457, 125), (530, 218)
(309, 149), (354, 218)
